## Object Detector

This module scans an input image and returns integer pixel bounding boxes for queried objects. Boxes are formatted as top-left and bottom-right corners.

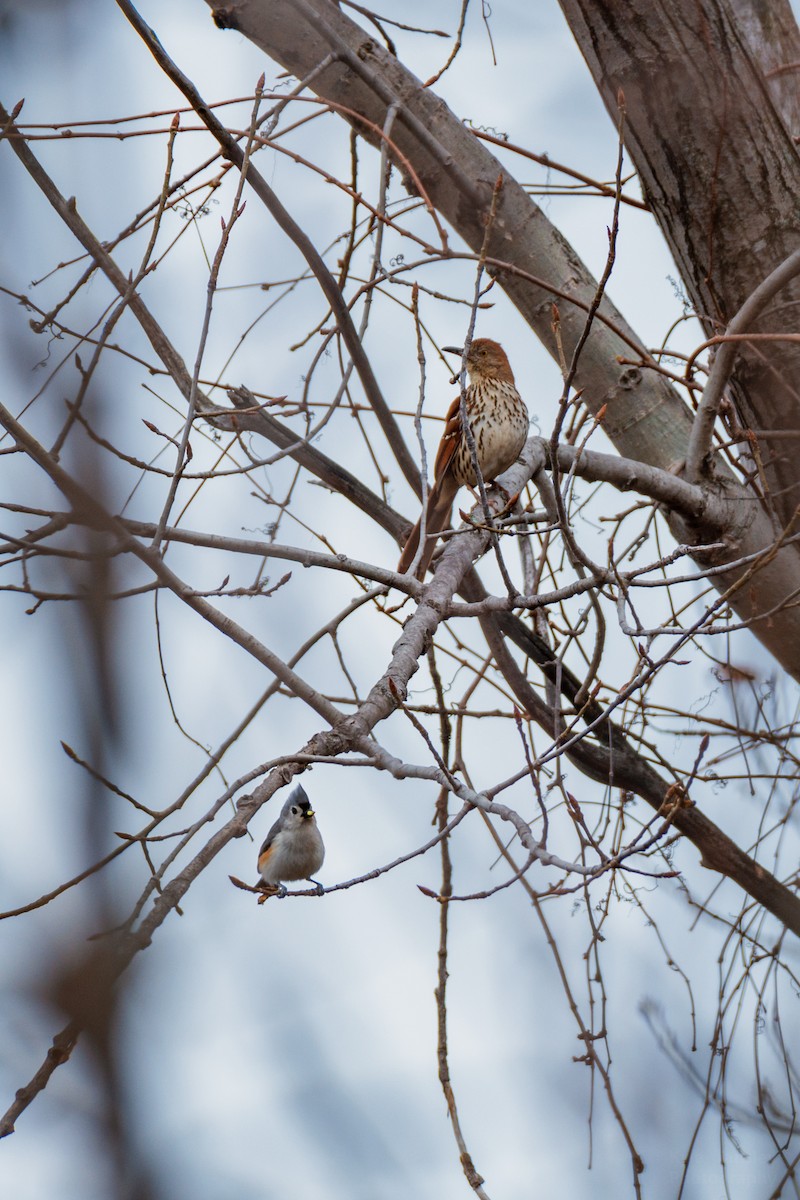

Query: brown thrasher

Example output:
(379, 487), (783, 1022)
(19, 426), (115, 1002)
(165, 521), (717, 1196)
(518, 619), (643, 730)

(398, 338), (528, 578)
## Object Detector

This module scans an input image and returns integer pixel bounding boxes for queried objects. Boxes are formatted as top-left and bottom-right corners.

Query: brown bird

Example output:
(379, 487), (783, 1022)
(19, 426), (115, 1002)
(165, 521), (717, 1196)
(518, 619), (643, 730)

(398, 338), (529, 578)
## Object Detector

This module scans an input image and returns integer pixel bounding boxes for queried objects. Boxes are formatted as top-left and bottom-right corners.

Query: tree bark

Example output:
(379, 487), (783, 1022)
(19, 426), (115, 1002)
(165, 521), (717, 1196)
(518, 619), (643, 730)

(558, 0), (800, 521)
(730, 0), (800, 138)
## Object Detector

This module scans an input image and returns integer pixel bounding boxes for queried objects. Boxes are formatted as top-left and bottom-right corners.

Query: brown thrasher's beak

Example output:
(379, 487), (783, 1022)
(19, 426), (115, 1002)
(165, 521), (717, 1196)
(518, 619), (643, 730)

(443, 346), (465, 384)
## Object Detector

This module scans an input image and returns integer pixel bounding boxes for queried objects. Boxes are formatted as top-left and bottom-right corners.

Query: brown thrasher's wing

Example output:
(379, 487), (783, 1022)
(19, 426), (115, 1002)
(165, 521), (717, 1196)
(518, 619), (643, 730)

(433, 393), (462, 481)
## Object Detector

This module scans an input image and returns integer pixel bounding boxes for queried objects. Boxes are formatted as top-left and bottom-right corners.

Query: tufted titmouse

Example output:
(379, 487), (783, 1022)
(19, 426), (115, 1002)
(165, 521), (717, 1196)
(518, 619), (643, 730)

(256, 784), (325, 897)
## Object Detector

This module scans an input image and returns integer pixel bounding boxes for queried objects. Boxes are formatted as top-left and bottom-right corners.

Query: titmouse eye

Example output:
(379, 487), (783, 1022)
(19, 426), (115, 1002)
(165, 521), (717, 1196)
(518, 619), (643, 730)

(291, 805), (299, 815)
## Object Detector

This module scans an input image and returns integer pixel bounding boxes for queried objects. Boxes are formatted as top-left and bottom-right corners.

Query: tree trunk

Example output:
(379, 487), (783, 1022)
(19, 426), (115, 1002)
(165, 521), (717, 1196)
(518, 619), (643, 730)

(559, 0), (800, 522)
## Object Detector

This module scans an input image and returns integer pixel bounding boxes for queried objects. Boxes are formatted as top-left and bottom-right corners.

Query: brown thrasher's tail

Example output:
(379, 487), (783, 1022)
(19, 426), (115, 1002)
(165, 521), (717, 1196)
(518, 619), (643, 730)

(397, 475), (458, 580)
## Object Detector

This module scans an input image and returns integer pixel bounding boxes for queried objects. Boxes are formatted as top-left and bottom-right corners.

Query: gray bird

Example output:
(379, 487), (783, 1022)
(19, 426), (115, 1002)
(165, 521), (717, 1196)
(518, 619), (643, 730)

(256, 784), (325, 897)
